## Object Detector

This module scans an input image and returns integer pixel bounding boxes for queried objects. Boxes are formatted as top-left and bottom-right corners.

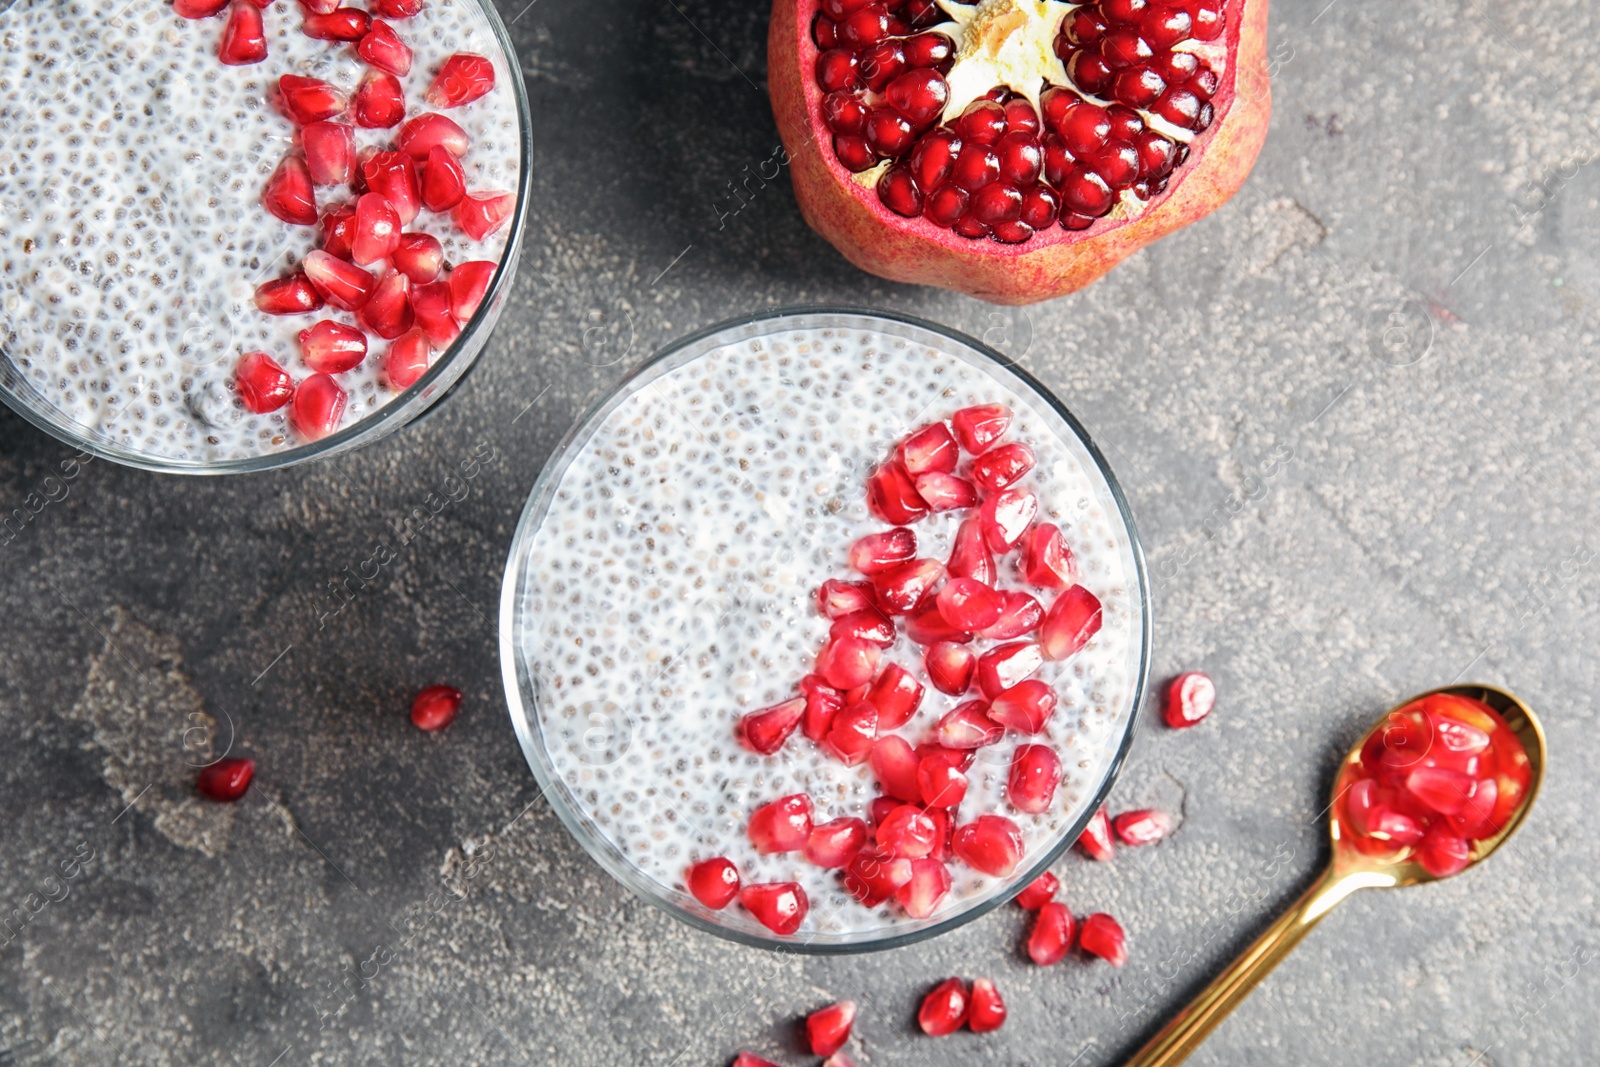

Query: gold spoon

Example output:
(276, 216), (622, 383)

(1122, 683), (1546, 1067)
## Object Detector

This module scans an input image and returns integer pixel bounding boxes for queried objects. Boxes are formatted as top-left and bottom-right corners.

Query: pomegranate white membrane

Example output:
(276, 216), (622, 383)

(0, 0), (521, 465)
(508, 318), (1146, 940)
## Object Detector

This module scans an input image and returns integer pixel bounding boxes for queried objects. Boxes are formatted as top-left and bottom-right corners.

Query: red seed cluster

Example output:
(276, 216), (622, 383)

(811, 0), (1224, 243)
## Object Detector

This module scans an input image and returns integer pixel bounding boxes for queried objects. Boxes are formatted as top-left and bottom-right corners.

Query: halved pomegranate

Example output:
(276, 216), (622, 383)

(768, 0), (1270, 303)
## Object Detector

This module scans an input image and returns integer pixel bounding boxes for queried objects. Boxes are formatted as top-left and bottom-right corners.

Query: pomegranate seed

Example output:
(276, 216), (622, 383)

(850, 527), (916, 575)
(234, 352), (295, 413)
(913, 471), (977, 511)
(1020, 185), (1060, 229)
(218, 1), (268, 63)
(806, 1000), (857, 1057)
(175, 0), (228, 16)
(917, 750), (967, 808)
(299, 0), (341, 13)
(383, 328), (432, 388)
(844, 848), (913, 906)
(976, 641), (1043, 699)
(816, 637), (880, 691)
(885, 68), (949, 126)
(748, 794), (813, 854)
(1079, 912), (1128, 966)
(800, 675), (844, 741)
(358, 19), (413, 75)
(262, 154), (318, 226)
(449, 260), (496, 321)
(731, 1056), (780, 1067)
(302, 7), (369, 40)
(866, 663), (923, 730)
(1015, 870), (1059, 909)
(904, 29), (953, 68)
(952, 814), (1024, 876)
(405, 280), (453, 346)
(1164, 671), (1216, 728)
(278, 75), (346, 125)
(910, 129), (962, 191)
(988, 679), (1057, 734)
(739, 882), (808, 935)
(1113, 808), (1173, 846)
(386, 232), (443, 286)
(955, 99), (1006, 144)
(967, 978), (1006, 1032)
(319, 203), (357, 258)
(358, 270), (412, 340)
(350, 193), (402, 266)
(918, 978), (969, 1036)
(979, 591), (1043, 640)
(455, 190), (515, 240)
(871, 557), (943, 615)
(427, 52), (496, 108)
(952, 404), (1011, 453)
(816, 48), (861, 93)
(822, 91), (868, 134)
(736, 697), (806, 755)
(876, 163), (923, 218)
(1021, 523), (1078, 589)
(196, 758), (255, 802)
(947, 517), (996, 585)
(402, 152), (460, 220)
(822, 699), (878, 765)
(255, 274), (324, 315)
(363, 151), (422, 225)
(896, 857), (951, 919)
(1009, 743), (1062, 814)
(950, 141), (1000, 191)
(817, 579), (875, 619)
(398, 112), (471, 158)
(303, 249), (378, 310)
(935, 701), (1002, 749)
(831, 609), (895, 648)
(1077, 805), (1115, 861)
(1405, 767), (1478, 815)
(870, 736), (922, 803)
(860, 42), (906, 94)
(354, 70), (405, 129)
(979, 489), (1038, 552)
(865, 460), (929, 524)
(409, 684), (461, 730)
(936, 577), (1003, 632)
(925, 641), (975, 696)
(297, 320), (367, 374)
(877, 804), (938, 858)
(686, 857), (740, 909)
(372, 0), (422, 16)
(804, 818), (868, 869)
(1039, 585), (1103, 660)
(302, 122), (355, 186)
(1417, 827), (1472, 878)
(1028, 901), (1075, 964)
(905, 603), (970, 646)
(290, 372), (347, 440)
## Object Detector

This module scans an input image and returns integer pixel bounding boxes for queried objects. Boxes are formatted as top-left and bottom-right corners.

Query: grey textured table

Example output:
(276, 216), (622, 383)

(2, 0), (1597, 1064)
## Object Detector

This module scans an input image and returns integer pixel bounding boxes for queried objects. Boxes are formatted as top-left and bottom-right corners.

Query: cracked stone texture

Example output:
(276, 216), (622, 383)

(1, 0), (1598, 1064)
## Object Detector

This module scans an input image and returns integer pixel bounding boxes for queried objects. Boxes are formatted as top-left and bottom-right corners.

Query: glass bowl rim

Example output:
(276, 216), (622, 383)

(497, 304), (1153, 954)
(0, 0), (534, 476)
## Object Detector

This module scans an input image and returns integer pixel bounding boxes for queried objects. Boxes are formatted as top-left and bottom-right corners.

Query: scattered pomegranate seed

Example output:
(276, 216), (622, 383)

(277, 74), (346, 124)
(1114, 808), (1174, 846)
(350, 193), (402, 266)
(918, 750), (968, 808)
(302, 7), (369, 40)
(899, 422), (959, 474)
(952, 404), (1011, 453)
(302, 121), (355, 186)
(739, 882), (809, 935)
(952, 814), (1024, 876)
(870, 735), (922, 803)
(748, 793), (814, 854)
(805, 817), (868, 868)
(398, 111), (471, 158)
(372, 0), (423, 16)
(987, 679), (1058, 733)
(800, 675), (843, 742)
(1028, 901), (1075, 964)
(736, 697), (806, 755)
(979, 590), (1043, 640)
(255, 273), (324, 315)
(1079, 912), (1128, 966)
(290, 372), (347, 440)
(1076, 804), (1115, 861)
(817, 578), (875, 619)
(805, 1000), (857, 1057)
(175, 0), (229, 17)
(455, 190), (515, 240)
(354, 69), (406, 128)
(815, 637), (881, 691)
(1021, 523), (1078, 589)
(866, 663), (923, 730)
(924, 641), (975, 696)
(822, 699), (878, 765)
(896, 857), (952, 918)
(384, 328), (432, 388)
(358, 18), (413, 75)
(729, 1055), (780, 1067)
(936, 577), (1004, 632)
(850, 527), (916, 575)
(262, 154), (318, 226)
(877, 804), (938, 858)
(975, 640), (1043, 699)
(905, 603), (970, 646)
(363, 150), (422, 225)
(1008, 743), (1063, 814)
(865, 460), (930, 524)
(448, 260), (496, 322)
(978, 488), (1039, 552)
(235, 351), (295, 413)
(1164, 671), (1216, 728)
(320, 203), (357, 258)
(686, 857), (740, 909)
(1015, 870), (1059, 909)
(196, 758), (255, 802)
(935, 701), (1002, 749)
(830, 609), (895, 648)
(968, 978), (1006, 1032)
(297, 319), (367, 374)
(947, 517), (997, 585)
(871, 557), (944, 615)
(358, 269), (413, 340)
(913, 471), (978, 511)
(1039, 584), (1103, 660)
(971, 442), (1036, 492)
(218, 1), (268, 64)
(303, 249), (376, 310)
(410, 684), (462, 730)
(918, 978), (969, 1036)
(392, 232), (445, 284)
(844, 848), (913, 906)
(427, 52), (496, 108)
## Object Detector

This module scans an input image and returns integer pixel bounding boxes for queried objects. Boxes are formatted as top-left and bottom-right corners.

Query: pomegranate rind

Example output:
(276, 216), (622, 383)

(767, 0), (1272, 305)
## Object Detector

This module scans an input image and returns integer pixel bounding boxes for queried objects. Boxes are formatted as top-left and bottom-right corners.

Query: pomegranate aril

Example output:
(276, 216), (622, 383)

(951, 142), (1001, 192)
(354, 70), (405, 129)
(410, 280), (458, 346)
(427, 52), (496, 109)
(383, 328), (432, 388)
(989, 220), (1031, 244)
(358, 270), (412, 340)
(372, 0), (423, 16)
(979, 591), (1043, 640)
(923, 183), (967, 227)
(917, 750), (968, 808)
(748, 793), (814, 854)
(739, 881), (809, 935)
(952, 814), (1024, 876)
(456, 191), (515, 241)
(1191, 1), (1222, 39)
(844, 848), (913, 906)
(736, 697), (806, 755)
(988, 679), (1057, 734)
(1405, 767), (1478, 815)
(830, 609), (895, 648)
(870, 735), (922, 803)
(952, 214), (990, 239)
(909, 472), (972, 512)
(816, 636), (881, 691)
(906, 603), (969, 646)
(449, 260), (496, 322)
(822, 699), (878, 765)
(1153, 86), (1202, 129)
(895, 856), (951, 919)
(1062, 166), (1115, 215)
(1040, 584), (1103, 660)
(897, 423), (957, 477)
(936, 577), (1002, 631)
(865, 107), (916, 156)
(816, 49), (861, 94)
(903, 31), (953, 69)
(806, 1000), (857, 1058)
(813, 12), (839, 47)
(885, 68), (949, 127)
(850, 527), (916, 575)
(320, 203), (357, 258)
(349, 193), (401, 266)
(950, 404), (1009, 453)
(877, 803), (938, 858)
(686, 856), (740, 909)
(398, 112), (471, 159)
(857, 40), (904, 93)
(255, 274), (324, 315)
(1417, 827), (1472, 878)
(302, 122), (355, 187)
(408, 683), (461, 730)
(871, 557), (943, 615)
(1165, 671), (1215, 727)
(971, 182), (1023, 226)
(303, 7), (369, 39)
(362, 150), (422, 225)
(290, 372), (347, 440)
(176, 0), (229, 17)
(197, 758), (255, 802)
(299, 0), (341, 13)
(1009, 743), (1062, 814)
(865, 460), (929, 524)
(262, 154), (318, 226)
(818, 579), (875, 620)
(918, 978), (969, 1036)
(866, 664), (923, 730)
(218, 1), (268, 64)
(297, 320), (367, 374)
(235, 351), (295, 413)
(834, 133), (876, 172)
(800, 675), (845, 741)
(357, 19), (413, 76)
(278, 77), (349, 124)
(1080, 912), (1128, 966)
(805, 817), (868, 870)
(1113, 808), (1173, 846)
(388, 231), (443, 284)
(302, 250), (375, 311)
(925, 641), (975, 696)
(1077, 805), (1115, 861)
(1015, 870), (1059, 910)
(940, 522), (994, 589)
(1071, 48), (1116, 95)
(838, 5), (890, 48)
(822, 91), (868, 136)
(1019, 523), (1077, 590)
(979, 489), (1038, 552)
(1028, 900), (1075, 964)
(909, 130), (962, 194)
(936, 701), (1002, 749)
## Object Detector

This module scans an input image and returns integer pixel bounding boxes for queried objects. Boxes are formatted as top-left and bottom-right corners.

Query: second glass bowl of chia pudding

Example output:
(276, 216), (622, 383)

(500, 307), (1151, 952)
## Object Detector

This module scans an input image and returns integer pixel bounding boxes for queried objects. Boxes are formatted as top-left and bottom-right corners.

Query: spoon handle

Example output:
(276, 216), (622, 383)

(1122, 865), (1363, 1067)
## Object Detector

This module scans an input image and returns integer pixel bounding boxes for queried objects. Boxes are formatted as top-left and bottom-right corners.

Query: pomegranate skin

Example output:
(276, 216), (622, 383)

(767, 0), (1271, 305)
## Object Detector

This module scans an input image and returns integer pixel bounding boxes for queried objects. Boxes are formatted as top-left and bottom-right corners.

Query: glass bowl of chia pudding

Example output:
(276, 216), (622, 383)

(500, 307), (1151, 952)
(0, 0), (531, 473)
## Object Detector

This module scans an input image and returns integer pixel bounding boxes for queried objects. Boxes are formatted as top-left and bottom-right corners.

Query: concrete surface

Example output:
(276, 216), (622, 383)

(2, 0), (1598, 1064)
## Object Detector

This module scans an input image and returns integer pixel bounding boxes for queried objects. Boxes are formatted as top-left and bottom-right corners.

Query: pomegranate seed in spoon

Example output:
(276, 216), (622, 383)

(455, 191), (515, 240)
(218, 1), (268, 64)
(354, 69), (406, 128)
(686, 857), (740, 909)
(262, 154), (318, 225)
(297, 320), (367, 374)
(1164, 670), (1216, 727)
(290, 373), (347, 440)
(804, 817), (868, 868)
(234, 352), (295, 413)
(987, 679), (1057, 733)
(747, 794), (813, 854)
(1113, 808), (1173, 846)
(735, 697), (806, 755)
(383, 329), (432, 388)
(898, 422), (959, 474)
(426, 52), (496, 108)
(739, 882), (809, 935)
(896, 857), (951, 918)
(302, 7), (370, 40)
(967, 978), (1007, 1032)
(1077, 805), (1116, 861)
(952, 814), (1024, 876)
(393, 232), (445, 283)
(420, 144), (468, 211)
(1014, 870), (1059, 909)
(805, 1000), (856, 1057)
(1079, 912), (1128, 966)
(1020, 523), (1078, 589)
(1039, 584), (1103, 660)
(1028, 900), (1075, 964)
(850, 527), (916, 574)
(970, 442), (1036, 492)
(197, 758), (255, 802)
(358, 19), (414, 75)
(1008, 743), (1062, 814)
(277, 74), (347, 124)
(917, 978), (969, 1036)
(410, 684), (462, 730)
(952, 404), (1011, 453)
